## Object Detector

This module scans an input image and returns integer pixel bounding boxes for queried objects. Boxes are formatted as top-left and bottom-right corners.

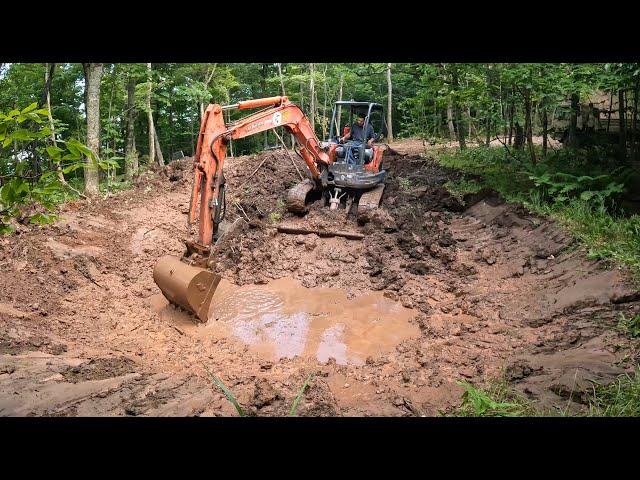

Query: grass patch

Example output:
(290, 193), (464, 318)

(436, 146), (640, 280)
(447, 370), (640, 417)
(588, 368), (640, 416)
(443, 177), (484, 202)
(446, 379), (537, 417)
(618, 313), (640, 338)
(268, 199), (286, 223)
(203, 364), (315, 417)
(269, 212), (282, 223)
(398, 177), (412, 192)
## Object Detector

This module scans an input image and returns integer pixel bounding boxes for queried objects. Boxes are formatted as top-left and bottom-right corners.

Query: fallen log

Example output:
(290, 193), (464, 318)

(277, 224), (364, 240)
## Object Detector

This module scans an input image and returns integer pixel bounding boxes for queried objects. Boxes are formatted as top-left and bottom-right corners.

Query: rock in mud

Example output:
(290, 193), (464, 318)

(610, 284), (640, 304)
(407, 262), (430, 275)
(359, 208), (398, 232)
(251, 378), (282, 409)
(505, 360), (542, 381)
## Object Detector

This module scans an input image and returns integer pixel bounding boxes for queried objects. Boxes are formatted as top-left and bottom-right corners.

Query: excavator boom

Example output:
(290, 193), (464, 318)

(154, 96), (330, 321)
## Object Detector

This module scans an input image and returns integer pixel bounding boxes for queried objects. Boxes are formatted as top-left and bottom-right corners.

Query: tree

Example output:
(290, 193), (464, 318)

(309, 63), (316, 134)
(82, 63), (102, 196)
(147, 63), (156, 167)
(125, 74), (138, 178)
(387, 63), (393, 142)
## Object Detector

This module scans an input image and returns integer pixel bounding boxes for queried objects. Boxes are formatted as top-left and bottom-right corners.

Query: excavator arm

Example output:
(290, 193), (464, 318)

(189, 95), (330, 249)
(153, 95), (386, 322)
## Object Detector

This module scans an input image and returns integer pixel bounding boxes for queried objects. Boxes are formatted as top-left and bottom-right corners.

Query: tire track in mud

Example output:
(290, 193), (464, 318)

(1, 147), (639, 416)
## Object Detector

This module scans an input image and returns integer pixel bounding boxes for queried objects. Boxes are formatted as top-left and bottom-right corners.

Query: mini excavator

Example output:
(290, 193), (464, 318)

(153, 95), (389, 321)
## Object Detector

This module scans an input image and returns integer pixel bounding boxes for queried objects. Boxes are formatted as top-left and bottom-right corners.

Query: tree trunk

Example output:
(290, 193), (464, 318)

(447, 100), (456, 141)
(39, 63), (56, 109)
(190, 113), (195, 156)
(567, 93), (579, 146)
(337, 73), (344, 138)
(456, 105), (466, 150)
(542, 107), (548, 158)
(300, 81), (304, 111)
(524, 88), (537, 164)
(261, 63), (268, 149)
(202, 64), (216, 121)
(44, 64), (60, 163)
(125, 75), (138, 179)
(606, 92), (613, 133)
(168, 90), (174, 160)
(146, 63), (156, 166)
(82, 63), (102, 196)
(277, 63), (295, 149)
(153, 123), (164, 165)
(451, 69), (465, 150)
(277, 63), (286, 96)
(466, 106), (475, 139)
(386, 63), (394, 142)
(508, 86), (515, 145)
(619, 89), (627, 160)
(105, 65), (117, 171)
(226, 110), (235, 157)
(485, 71), (491, 146)
(320, 65), (328, 138)
(309, 63), (315, 134)
(44, 63), (82, 195)
(632, 79), (639, 164)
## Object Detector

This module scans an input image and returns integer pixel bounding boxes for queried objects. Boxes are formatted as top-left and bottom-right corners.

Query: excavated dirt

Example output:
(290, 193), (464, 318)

(1, 142), (639, 417)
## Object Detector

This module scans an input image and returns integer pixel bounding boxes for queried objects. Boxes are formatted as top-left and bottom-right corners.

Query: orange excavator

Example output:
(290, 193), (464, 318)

(153, 95), (388, 321)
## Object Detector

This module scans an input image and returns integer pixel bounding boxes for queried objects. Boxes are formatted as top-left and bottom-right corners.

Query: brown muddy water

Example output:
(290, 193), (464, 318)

(153, 277), (419, 365)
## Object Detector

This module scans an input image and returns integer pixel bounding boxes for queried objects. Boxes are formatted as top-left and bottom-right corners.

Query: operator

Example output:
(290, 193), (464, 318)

(340, 112), (375, 147)
(339, 112), (375, 164)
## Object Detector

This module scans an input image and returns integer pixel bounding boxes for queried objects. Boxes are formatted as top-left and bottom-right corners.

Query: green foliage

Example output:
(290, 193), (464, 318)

(454, 380), (535, 417)
(443, 177), (483, 202)
(268, 212), (282, 223)
(268, 199), (286, 223)
(555, 200), (640, 277)
(203, 365), (245, 416)
(289, 373), (315, 417)
(0, 103), (108, 233)
(398, 177), (412, 192)
(618, 313), (640, 338)
(588, 368), (640, 416)
(437, 146), (640, 279)
(204, 365), (315, 417)
(526, 166), (627, 205)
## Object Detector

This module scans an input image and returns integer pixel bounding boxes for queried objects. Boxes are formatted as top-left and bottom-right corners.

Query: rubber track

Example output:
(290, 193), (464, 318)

(286, 179), (316, 213)
(356, 184), (385, 221)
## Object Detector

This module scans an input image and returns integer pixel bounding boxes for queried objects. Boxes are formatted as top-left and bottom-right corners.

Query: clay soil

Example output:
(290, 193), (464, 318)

(1, 140), (639, 417)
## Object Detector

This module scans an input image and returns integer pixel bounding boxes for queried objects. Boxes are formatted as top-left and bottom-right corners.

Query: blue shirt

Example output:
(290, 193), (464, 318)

(350, 122), (374, 142)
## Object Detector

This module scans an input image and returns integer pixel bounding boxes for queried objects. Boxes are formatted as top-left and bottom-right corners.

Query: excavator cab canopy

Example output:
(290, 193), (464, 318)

(328, 101), (388, 144)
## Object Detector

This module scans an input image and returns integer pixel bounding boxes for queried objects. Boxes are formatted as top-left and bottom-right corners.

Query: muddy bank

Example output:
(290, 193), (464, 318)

(1, 145), (639, 417)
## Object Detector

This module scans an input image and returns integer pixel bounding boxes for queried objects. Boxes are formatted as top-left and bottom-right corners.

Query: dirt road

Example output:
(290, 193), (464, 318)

(1, 140), (638, 416)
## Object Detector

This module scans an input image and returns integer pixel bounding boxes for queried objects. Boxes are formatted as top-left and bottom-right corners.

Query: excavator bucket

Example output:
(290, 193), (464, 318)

(153, 255), (222, 322)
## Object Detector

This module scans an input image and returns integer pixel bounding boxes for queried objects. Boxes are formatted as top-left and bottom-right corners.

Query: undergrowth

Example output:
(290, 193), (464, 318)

(437, 146), (640, 280)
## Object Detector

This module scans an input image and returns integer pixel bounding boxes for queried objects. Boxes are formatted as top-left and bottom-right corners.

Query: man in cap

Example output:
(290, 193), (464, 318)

(340, 112), (375, 164)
